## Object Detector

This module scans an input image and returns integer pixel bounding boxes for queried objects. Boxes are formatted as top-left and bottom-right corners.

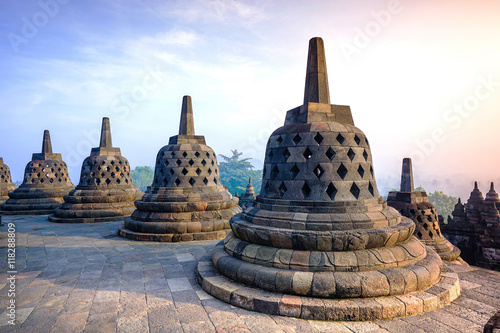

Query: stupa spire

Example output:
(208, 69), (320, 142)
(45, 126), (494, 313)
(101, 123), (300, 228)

(42, 130), (53, 154)
(400, 157), (414, 192)
(179, 95), (195, 135)
(99, 117), (112, 148)
(304, 37), (330, 105)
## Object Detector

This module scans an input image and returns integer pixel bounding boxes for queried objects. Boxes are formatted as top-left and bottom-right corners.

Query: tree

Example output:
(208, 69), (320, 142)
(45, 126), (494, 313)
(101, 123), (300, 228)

(218, 150), (262, 195)
(416, 186), (457, 220)
(131, 166), (154, 192)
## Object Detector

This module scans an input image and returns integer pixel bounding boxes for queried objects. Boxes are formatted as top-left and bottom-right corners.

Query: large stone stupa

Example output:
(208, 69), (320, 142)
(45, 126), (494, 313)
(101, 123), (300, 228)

(1, 130), (74, 215)
(0, 158), (17, 206)
(387, 158), (461, 262)
(49, 117), (143, 223)
(119, 96), (242, 241)
(197, 37), (460, 321)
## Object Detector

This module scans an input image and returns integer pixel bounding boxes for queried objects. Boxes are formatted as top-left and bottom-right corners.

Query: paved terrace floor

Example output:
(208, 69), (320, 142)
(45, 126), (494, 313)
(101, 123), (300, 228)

(0, 215), (498, 333)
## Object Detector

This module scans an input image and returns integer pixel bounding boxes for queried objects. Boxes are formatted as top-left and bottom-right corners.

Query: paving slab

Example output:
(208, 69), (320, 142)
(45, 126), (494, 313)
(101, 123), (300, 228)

(0, 215), (499, 332)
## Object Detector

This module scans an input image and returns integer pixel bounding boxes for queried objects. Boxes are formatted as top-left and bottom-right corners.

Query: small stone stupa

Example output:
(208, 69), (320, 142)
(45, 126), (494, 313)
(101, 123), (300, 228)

(1, 130), (74, 215)
(237, 178), (257, 209)
(387, 158), (461, 262)
(49, 118), (142, 223)
(0, 158), (17, 206)
(197, 37), (460, 321)
(119, 96), (242, 241)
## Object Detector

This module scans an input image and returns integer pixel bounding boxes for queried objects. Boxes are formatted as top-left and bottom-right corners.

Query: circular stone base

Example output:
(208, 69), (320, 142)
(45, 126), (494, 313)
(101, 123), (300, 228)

(118, 225), (230, 242)
(48, 215), (127, 223)
(196, 253), (461, 321)
(0, 210), (55, 215)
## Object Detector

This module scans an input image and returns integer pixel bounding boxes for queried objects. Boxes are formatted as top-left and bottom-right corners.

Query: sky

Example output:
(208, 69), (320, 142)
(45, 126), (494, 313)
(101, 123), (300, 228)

(1, 0), (499, 200)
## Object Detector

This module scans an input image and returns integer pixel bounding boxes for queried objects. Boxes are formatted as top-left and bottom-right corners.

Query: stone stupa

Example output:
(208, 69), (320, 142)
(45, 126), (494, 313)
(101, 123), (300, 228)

(1, 130), (74, 215)
(237, 178), (257, 209)
(197, 37), (460, 321)
(387, 158), (461, 262)
(0, 158), (17, 206)
(119, 96), (242, 241)
(49, 117), (142, 223)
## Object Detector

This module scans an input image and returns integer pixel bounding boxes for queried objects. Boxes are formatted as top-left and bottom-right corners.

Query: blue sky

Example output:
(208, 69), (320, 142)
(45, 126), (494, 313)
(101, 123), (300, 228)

(1, 0), (500, 199)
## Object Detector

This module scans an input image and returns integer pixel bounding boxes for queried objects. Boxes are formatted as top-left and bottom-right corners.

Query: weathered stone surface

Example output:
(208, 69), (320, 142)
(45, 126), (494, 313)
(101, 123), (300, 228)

(119, 96), (241, 241)
(442, 182), (500, 271)
(1, 130), (74, 214)
(237, 178), (257, 209)
(49, 117), (142, 223)
(0, 157), (17, 205)
(387, 158), (461, 262)
(199, 37), (456, 320)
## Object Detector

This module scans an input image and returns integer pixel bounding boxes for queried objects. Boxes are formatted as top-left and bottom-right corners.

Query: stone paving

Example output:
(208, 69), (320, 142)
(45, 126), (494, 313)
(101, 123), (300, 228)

(0, 215), (498, 332)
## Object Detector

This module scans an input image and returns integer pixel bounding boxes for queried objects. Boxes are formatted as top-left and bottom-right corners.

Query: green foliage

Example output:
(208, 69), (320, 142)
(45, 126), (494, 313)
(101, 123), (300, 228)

(218, 150), (262, 195)
(131, 166), (154, 192)
(416, 185), (457, 220)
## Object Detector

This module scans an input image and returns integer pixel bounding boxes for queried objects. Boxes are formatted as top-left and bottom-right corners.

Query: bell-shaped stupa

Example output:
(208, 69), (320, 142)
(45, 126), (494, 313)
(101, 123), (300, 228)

(197, 37), (460, 321)
(237, 178), (257, 209)
(387, 158), (461, 261)
(119, 96), (242, 241)
(1, 130), (74, 215)
(0, 158), (17, 205)
(49, 118), (142, 223)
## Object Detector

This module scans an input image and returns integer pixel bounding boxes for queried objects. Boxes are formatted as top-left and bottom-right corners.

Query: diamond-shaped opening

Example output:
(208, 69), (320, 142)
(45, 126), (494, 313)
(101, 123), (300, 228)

(195, 168), (202, 175)
(188, 159), (194, 166)
(214, 178), (218, 185)
(370, 166), (374, 176)
(116, 178), (121, 184)
(211, 160), (214, 166)
(111, 161), (115, 165)
(290, 164), (300, 179)
(181, 168), (188, 175)
(58, 178), (62, 182)
(276, 136), (283, 146)
(363, 149), (368, 162)
(116, 166), (120, 171)
(203, 177), (208, 185)
(208, 168), (212, 175)
(314, 133), (324, 145)
(97, 166), (102, 171)
(170, 151), (175, 158)
(354, 135), (361, 145)
(282, 148), (291, 161)
(313, 164), (324, 179)
(270, 165), (279, 180)
(206, 152), (211, 158)
(195, 151), (200, 158)
(326, 147), (336, 160)
(169, 169), (175, 175)
(49, 178), (54, 183)
(336, 133), (345, 144)
(101, 172), (106, 178)
(40, 178), (44, 183)
(176, 159), (182, 166)
(106, 178), (111, 185)
(303, 147), (313, 160)
(125, 178), (129, 184)
(201, 159), (207, 166)
(278, 182), (287, 197)
(174, 178), (181, 186)
(189, 178), (195, 186)
(106, 166), (111, 172)
(182, 152), (188, 158)
(337, 164), (348, 180)
(160, 168), (164, 174)
(350, 182), (360, 199)
(357, 165), (365, 178)
(111, 172), (116, 178)
(326, 183), (337, 200)
(96, 179), (101, 185)
(301, 182), (311, 198)
(269, 150), (274, 160)
(429, 231), (434, 239)
(368, 182), (374, 196)
(347, 148), (355, 161)
(292, 133), (302, 145)
(417, 231), (423, 238)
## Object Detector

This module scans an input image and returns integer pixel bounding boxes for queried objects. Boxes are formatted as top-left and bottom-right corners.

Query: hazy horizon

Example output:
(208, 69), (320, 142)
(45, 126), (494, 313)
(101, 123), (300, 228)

(1, 0), (499, 202)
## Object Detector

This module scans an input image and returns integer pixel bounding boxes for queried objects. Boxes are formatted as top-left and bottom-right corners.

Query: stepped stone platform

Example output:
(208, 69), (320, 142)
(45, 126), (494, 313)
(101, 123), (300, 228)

(119, 96), (241, 242)
(1, 130), (74, 215)
(49, 118), (142, 223)
(0, 214), (498, 332)
(0, 158), (17, 206)
(387, 158), (461, 262)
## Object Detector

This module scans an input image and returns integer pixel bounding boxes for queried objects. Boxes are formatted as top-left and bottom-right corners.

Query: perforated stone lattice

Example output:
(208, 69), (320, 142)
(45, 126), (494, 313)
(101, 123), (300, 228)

(23, 160), (72, 186)
(0, 164), (13, 183)
(261, 129), (379, 201)
(400, 205), (443, 240)
(79, 157), (132, 187)
(152, 146), (220, 188)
